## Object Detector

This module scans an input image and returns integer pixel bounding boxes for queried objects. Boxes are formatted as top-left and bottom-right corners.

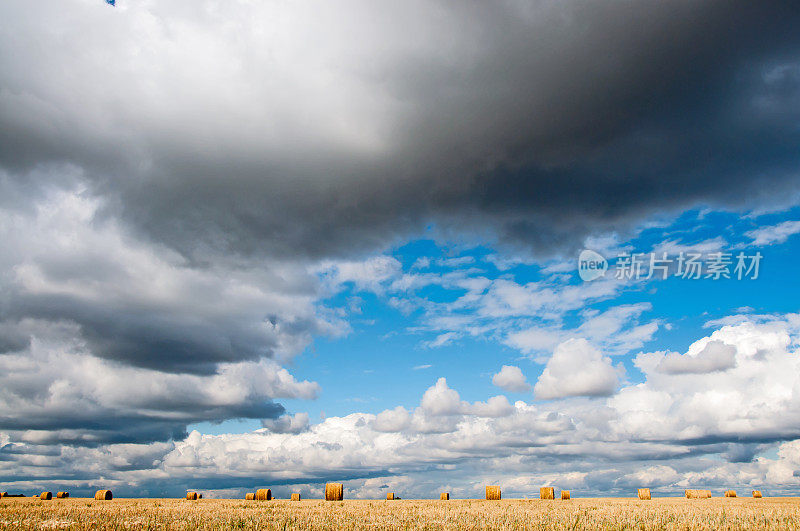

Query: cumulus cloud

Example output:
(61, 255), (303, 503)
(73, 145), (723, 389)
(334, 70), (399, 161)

(0, 186), (327, 445)
(655, 340), (737, 374)
(534, 339), (622, 399)
(0, 324), (318, 444)
(492, 365), (531, 393)
(261, 413), (311, 434)
(5, 317), (800, 497)
(420, 378), (514, 418)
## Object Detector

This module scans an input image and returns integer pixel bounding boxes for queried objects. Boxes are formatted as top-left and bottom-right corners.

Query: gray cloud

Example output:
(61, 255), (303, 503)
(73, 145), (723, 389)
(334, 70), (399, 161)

(656, 340), (737, 375)
(1, 1), (799, 262)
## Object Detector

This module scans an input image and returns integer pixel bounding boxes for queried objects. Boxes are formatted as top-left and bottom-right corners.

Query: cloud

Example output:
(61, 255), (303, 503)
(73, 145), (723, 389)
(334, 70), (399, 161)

(0, 187), (344, 375)
(492, 365), (531, 393)
(746, 220), (800, 246)
(5, 316), (800, 497)
(534, 339), (621, 399)
(420, 378), (513, 418)
(0, 327), (318, 444)
(1, 1), (799, 264)
(655, 340), (737, 374)
(261, 413), (311, 434)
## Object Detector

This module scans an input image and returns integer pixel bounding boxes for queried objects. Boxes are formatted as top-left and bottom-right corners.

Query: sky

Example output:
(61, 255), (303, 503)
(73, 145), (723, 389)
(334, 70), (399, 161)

(1, 0), (800, 499)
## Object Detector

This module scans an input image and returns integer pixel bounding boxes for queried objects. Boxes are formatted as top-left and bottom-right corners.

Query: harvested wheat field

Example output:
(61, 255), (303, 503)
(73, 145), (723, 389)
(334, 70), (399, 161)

(1, 497), (799, 530)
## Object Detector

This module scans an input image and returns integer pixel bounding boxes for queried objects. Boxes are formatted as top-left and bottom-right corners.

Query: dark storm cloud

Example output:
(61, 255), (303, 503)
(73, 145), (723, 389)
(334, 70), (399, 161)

(1, 1), (799, 261)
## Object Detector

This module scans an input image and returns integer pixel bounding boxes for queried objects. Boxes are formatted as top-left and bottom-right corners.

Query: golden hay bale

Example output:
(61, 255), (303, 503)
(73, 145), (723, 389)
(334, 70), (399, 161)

(186, 492), (199, 500)
(386, 492), (395, 500)
(725, 490), (737, 498)
(485, 486), (501, 500)
(440, 492), (449, 500)
(291, 493), (301, 501)
(56, 492), (69, 499)
(540, 487), (554, 500)
(561, 490), (570, 500)
(94, 490), (112, 501)
(255, 489), (272, 501)
(39, 492), (52, 500)
(638, 488), (651, 500)
(685, 489), (712, 499)
(753, 490), (763, 498)
(0, 492), (7, 498)
(325, 483), (343, 501)
(245, 493), (255, 500)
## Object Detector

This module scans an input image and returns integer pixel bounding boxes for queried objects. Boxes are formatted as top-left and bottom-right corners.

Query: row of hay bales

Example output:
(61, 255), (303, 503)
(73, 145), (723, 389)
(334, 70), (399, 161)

(244, 483), (343, 502)
(0, 490), (111, 500)
(233, 484), (765, 501)
(2, 486), (766, 501)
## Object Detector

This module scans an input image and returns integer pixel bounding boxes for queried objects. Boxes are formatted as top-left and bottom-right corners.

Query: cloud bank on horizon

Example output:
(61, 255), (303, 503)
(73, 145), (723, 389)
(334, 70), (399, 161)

(1, 0), (800, 497)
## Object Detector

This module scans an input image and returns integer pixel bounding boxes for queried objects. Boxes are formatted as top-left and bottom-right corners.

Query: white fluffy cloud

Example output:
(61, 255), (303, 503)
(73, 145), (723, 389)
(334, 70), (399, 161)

(534, 339), (622, 399)
(492, 365), (531, 393)
(5, 317), (800, 497)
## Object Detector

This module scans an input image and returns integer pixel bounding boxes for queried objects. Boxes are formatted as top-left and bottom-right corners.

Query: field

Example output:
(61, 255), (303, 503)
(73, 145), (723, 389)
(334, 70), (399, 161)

(1, 497), (799, 530)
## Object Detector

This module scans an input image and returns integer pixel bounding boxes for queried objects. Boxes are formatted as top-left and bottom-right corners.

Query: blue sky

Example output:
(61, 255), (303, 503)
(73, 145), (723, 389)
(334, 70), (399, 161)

(2, 0), (800, 500)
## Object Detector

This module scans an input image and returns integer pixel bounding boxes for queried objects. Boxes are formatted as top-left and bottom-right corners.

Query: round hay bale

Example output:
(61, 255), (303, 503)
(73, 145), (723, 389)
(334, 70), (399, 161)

(186, 492), (199, 500)
(0, 492), (7, 498)
(485, 486), (501, 500)
(539, 487), (554, 500)
(325, 483), (343, 501)
(255, 489), (272, 501)
(39, 492), (52, 500)
(386, 492), (395, 500)
(94, 490), (112, 501)
(291, 493), (301, 501)
(637, 488), (651, 500)
(56, 492), (69, 499)
(245, 493), (255, 500)
(561, 490), (570, 500)
(685, 489), (711, 499)
(725, 490), (737, 497)
(440, 492), (449, 500)
(753, 490), (763, 498)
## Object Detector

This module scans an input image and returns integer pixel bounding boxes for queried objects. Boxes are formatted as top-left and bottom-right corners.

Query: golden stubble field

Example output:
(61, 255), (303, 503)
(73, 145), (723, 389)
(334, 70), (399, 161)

(1, 497), (799, 530)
